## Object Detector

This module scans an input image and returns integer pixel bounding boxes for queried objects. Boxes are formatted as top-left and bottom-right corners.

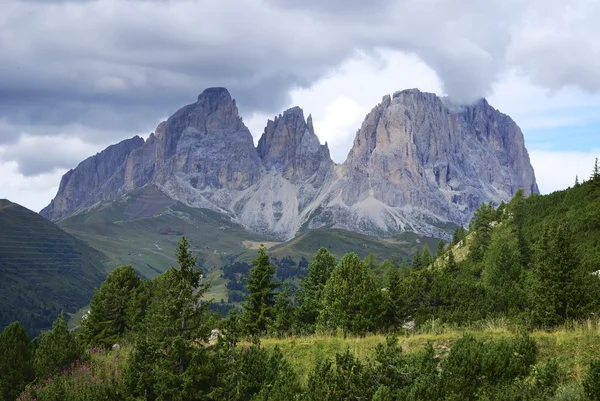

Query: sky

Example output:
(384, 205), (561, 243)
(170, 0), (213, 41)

(0, 0), (599, 212)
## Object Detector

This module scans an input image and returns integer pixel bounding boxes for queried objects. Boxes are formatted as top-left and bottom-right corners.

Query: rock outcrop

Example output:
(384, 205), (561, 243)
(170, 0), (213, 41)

(41, 87), (538, 240)
(303, 89), (538, 238)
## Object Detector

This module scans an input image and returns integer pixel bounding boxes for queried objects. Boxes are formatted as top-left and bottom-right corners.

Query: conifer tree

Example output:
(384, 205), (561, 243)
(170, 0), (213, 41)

(436, 240), (445, 259)
(318, 253), (381, 336)
(270, 285), (294, 337)
(411, 250), (423, 270)
(243, 245), (279, 335)
(422, 245), (433, 267)
(0, 321), (34, 401)
(296, 248), (336, 332)
(446, 249), (457, 271)
(469, 202), (496, 263)
(531, 224), (581, 326)
(80, 264), (141, 347)
(33, 312), (84, 379)
(592, 157), (599, 181)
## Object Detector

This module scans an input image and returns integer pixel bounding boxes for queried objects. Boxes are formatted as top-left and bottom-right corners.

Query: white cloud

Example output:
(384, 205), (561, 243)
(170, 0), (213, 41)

(0, 161), (65, 212)
(529, 149), (600, 194)
(0, 134), (106, 176)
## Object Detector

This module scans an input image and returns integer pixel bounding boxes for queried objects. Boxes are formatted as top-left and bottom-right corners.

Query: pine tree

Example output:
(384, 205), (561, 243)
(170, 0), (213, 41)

(383, 265), (404, 329)
(592, 158), (600, 181)
(0, 321), (34, 401)
(469, 203), (496, 263)
(296, 248), (336, 332)
(126, 236), (212, 399)
(80, 265), (141, 347)
(243, 245), (279, 335)
(33, 312), (84, 379)
(575, 175), (580, 186)
(446, 249), (457, 271)
(270, 285), (294, 337)
(411, 250), (423, 270)
(422, 245), (433, 267)
(531, 224), (581, 327)
(318, 253), (381, 336)
(436, 240), (445, 259)
(482, 225), (524, 313)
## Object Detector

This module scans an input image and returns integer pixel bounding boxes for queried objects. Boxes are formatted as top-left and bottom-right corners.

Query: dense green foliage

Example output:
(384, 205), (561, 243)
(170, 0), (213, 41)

(0, 322), (34, 401)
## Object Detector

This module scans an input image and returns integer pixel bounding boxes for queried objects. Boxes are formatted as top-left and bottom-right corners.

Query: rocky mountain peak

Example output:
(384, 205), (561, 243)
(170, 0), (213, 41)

(42, 86), (539, 241)
(257, 106), (332, 182)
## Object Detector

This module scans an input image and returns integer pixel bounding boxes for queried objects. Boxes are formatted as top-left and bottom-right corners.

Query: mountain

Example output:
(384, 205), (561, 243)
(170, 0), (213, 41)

(41, 87), (538, 240)
(0, 199), (107, 335)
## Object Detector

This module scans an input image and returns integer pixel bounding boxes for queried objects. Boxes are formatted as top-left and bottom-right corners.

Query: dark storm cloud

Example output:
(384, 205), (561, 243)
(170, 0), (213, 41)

(1, 0), (599, 176)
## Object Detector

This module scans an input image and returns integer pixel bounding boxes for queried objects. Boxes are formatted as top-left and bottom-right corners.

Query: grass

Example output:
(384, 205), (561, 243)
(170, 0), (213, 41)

(254, 320), (600, 384)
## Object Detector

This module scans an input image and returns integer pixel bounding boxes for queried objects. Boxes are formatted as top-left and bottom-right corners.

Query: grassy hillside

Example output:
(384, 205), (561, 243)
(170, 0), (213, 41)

(257, 322), (600, 386)
(0, 199), (107, 335)
(269, 228), (441, 262)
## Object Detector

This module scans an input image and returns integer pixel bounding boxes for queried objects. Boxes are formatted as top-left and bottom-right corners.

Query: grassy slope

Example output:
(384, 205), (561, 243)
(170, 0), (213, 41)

(0, 199), (107, 335)
(258, 322), (600, 384)
(269, 229), (441, 262)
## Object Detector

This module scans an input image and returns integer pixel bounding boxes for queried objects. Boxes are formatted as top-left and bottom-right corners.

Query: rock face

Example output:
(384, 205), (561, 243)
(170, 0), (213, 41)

(41, 87), (538, 240)
(304, 89), (538, 238)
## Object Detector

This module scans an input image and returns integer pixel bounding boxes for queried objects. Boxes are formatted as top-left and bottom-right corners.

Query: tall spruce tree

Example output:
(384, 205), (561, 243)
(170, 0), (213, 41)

(296, 248), (336, 332)
(125, 236), (212, 400)
(33, 312), (84, 379)
(531, 224), (581, 326)
(80, 265), (141, 347)
(0, 322), (34, 401)
(469, 202), (497, 263)
(318, 253), (381, 336)
(243, 245), (279, 335)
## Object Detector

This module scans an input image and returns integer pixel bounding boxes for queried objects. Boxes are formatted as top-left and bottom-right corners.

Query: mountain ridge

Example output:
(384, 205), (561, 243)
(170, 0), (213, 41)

(41, 87), (538, 240)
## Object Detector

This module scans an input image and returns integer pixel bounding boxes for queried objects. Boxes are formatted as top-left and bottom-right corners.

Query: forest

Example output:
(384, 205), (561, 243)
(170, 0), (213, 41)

(2, 164), (600, 400)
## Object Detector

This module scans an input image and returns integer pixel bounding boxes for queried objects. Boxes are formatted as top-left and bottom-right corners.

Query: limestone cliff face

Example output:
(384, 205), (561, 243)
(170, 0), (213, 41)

(305, 89), (538, 238)
(40, 136), (144, 221)
(41, 87), (538, 240)
(257, 107), (332, 183)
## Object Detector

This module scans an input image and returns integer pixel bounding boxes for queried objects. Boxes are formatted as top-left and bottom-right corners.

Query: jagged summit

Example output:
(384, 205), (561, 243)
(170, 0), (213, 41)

(41, 87), (539, 240)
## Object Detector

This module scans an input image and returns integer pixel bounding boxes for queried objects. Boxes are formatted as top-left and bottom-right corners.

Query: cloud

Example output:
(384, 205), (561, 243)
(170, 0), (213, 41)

(0, 135), (106, 176)
(2, 0), (598, 154)
(0, 161), (65, 213)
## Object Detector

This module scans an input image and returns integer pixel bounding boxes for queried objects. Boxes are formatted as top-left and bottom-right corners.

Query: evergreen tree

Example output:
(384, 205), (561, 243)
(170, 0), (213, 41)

(411, 250), (423, 270)
(243, 245), (279, 335)
(575, 175), (580, 186)
(436, 240), (445, 259)
(318, 253), (381, 336)
(446, 248), (457, 272)
(125, 236), (212, 400)
(0, 322), (34, 401)
(469, 202), (496, 263)
(592, 157), (599, 181)
(270, 285), (294, 337)
(33, 312), (84, 379)
(383, 266), (404, 329)
(531, 224), (582, 326)
(421, 245), (433, 267)
(296, 248), (337, 333)
(80, 265), (141, 347)
(452, 226), (467, 246)
(482, 225), (524, 314)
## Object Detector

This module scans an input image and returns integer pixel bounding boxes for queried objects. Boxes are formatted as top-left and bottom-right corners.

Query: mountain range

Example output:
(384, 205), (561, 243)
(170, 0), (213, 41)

(40, 87), (538, 241)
